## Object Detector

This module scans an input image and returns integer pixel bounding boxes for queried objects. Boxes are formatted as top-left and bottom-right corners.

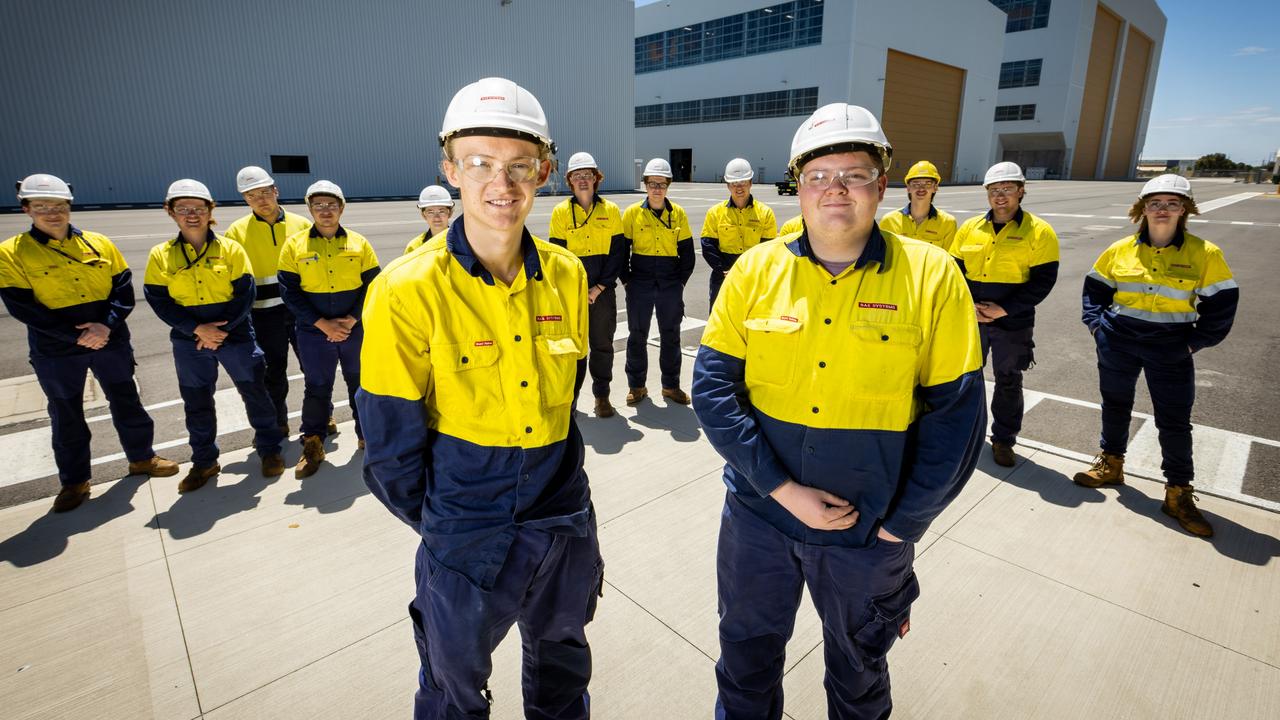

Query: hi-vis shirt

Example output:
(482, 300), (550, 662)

(277, 226), (381, 329)
(878, 204), (957, 250)
(143, 232), (256, 344)
(622, 199), (695, 287)
(356, 216), (591, 591)
(548, 195), (626, 288)
(0, 225), (135, 358)
(700, 196), (778, 272)
(779, 214), (804, 237)
(950, 208), (1059, 330)
(1082, 229), (1238, 352)
(405, 228), (443, 256)
(223, 209), (311, 310)
(693, 226), (986, 546)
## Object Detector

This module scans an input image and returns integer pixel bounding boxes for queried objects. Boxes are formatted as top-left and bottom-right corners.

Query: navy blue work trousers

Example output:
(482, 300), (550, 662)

(624, 281), (685, 390)
(171, 338), (283, 466)
(31, 342), (155, 486)
(980, 324), (1036, 445)
(251, 305), (298, 426)
(410, 523), (603, 720)
(296, 325), (362, 439)
(1095, 329), (1195, 485)
(715, 494), (918, 720)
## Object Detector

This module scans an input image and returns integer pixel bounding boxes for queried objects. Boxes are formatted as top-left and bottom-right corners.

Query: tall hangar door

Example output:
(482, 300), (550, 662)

(881, 49), (965, 183)
(1072, 4), (1123, 179)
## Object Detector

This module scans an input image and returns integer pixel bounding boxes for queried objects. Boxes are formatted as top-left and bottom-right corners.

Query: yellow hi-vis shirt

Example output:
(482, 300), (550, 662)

(223, 209), (311, 309)
(701, 197), (778, 255)
(622, 199), (692, 258)
(950, 209), (1059, 284)
(549, 196), (624, 259)
(779, 214), (805, 236)
(878, 204), (957, 249)
(144, 233), (252, 308)
(405, 228), (443, 256)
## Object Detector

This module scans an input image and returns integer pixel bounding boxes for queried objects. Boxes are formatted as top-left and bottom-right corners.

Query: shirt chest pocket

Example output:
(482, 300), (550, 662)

(845, 322), (922, 400)
(535, 334), (582, 408)
(992, 240), (1031, 282)
(433, 342), (503, 417)
(958, 243), (989, 274)
(743, 317), (802, 387)
(567, 226), (605, 256)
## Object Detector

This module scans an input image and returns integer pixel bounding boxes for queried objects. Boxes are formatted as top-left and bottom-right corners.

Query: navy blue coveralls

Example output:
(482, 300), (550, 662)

(621, 199), (695, 391)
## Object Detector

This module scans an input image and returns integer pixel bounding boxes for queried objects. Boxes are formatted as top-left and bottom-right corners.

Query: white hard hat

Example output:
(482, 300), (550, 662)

(643, 158), (673, 179)
(566, 152), (599, 174)
(1140, 174), (1193, 199)
(236, 166), (274, 193)
(305, 180), (345, 203)
(724, 158), (754, 182)
(166, 179), (213, 203)
(789, 103), (893, 173)
(417, 185), (454, 209)
(439, 77), (555, 153)
(983, 162), (1026, 186)
(16, 173), (74, 202)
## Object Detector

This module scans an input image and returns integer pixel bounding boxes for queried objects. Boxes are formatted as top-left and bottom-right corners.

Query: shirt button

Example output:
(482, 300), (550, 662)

(824, 318), (831, 325)
(829, 279), (836, 285)
(525, 426), (533, 434)
(881, 335), (889, 341)
(811, 407), (819, 414)
(807, 446), (815, 455)
(461, 356), (469, 364)
(515, 335), (522, 341)
(818, 361), (826, 368)
(520, 380), (528, 387)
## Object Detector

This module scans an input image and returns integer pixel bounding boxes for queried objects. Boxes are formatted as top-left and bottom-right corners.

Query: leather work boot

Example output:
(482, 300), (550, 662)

(52, 481), (91, 513)
(128, 456), (180, 478)
(661, 387), (691, 405)
(358, 438), (366, 450)
(326, 417), (338, 436)
(594, 397), (616, 418)
(295, 435), (326, 479)
(1162, 485), (1213, 538)
(991, 441), (1016, 467)
(261, 454), (286, 478)
(625, 387), (648, 406)
(1073, 452), (1125, 488)
(179, 464), (220, 493)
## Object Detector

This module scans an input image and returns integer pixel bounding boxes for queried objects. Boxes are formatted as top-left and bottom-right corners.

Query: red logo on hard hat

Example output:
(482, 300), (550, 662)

(479, 95), (506, 101)
(811, 119), (832, 129)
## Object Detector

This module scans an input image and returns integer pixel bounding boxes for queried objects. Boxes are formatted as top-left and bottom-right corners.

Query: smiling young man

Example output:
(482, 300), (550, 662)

(357, 77), (599, 720)
(701, 157), (777, 305)
(692, 104), (986, 719)
(878, 160), (956, 250)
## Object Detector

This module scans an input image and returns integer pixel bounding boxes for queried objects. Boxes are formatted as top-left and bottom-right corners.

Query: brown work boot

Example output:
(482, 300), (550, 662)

(326, 417), (338, 436)
(594, 397), (616, 418)
(261, 453), (285, 478)
(295, 435), (326, 478)
(1073, 452), (1125, 488)
(661, 387), (691, 405)
(179, 464), (220, 493)
(128, 455), (180, 478)
(991, 441), (1016, 467)
(625, 387), (648, 406)
(358, 438), (366, 450)
(1162, 485), (1213, 537)
(52, 481), (91, 513)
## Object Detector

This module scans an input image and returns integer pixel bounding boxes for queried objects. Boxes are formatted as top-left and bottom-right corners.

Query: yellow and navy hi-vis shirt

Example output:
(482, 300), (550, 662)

(277, 225), (381, 329)
(143, 231), (257, 344)
(1082, 229), (1239, 352)
(622, 198), (695, 287)
(700, 195), (778, 273)
(548, 195), (627, 288)
(878, 204), (957, 250)
(949, 207), (1059, 330)
(406, 225), (452, 256)
(356, 216), (591, 591)
(0, 225), (136, 358)
(692, 226), (986, 546)
(779, 214), (805, 236)
(223, 209), (312, 311)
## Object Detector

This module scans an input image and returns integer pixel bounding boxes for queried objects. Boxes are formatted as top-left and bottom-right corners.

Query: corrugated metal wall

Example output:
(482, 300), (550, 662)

(0, 0), (635, 209)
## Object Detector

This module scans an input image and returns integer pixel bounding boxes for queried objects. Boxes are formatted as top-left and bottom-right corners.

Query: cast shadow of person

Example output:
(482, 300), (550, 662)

(0, 475), (148, 568)
(626, 394), (703, 443)
(283, 442), (368, 515)
(987, 447), (1109, 510)
(576, 412), (646, 455)
(1114, 483), (1280, 566)
(151, 457), (279, 541)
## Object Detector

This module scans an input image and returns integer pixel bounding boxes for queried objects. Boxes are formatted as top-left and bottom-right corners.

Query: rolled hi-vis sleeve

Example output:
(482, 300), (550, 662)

(1189, 243), (1238, 351)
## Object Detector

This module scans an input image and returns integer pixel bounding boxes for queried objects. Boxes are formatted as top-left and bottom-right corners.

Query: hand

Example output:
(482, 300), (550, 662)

(75, 322), (111, 350)
(876, 526), (904, 544)
(335, 316), (358, 331)
(588, 285), (604, 304)
(195, 337), (221, 351)
(316, 318), (351, 342)
(770, 480), (859, 531)
(193, 321), (228, 348)
(976, 301), (1007, 321)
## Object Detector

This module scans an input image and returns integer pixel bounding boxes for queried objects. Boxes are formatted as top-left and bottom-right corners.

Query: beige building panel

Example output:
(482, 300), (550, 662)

(883, 49), (965, 183)
(1104, 26), (1153, 178)
(1072, 4), (1122, 179)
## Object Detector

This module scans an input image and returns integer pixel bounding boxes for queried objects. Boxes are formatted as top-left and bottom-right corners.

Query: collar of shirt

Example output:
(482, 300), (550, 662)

(253, 208), (286, 225)
(786, 223), (890, 274)
(725, 195), (755, 209)
(29, 224), (83, 244)
(983, 207), (1024, 226)
(642, 197), (672, 215)
(574, 193), (603, 210)
(446, 215), (543, 286)
(169, 229), (218, 248)
(1136, 227), (1185, 249)
(308, 224), (347, 239)
(900, 203), (938, 219)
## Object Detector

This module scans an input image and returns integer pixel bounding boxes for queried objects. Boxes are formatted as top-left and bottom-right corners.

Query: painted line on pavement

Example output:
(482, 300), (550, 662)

(1196, 192), (1261, 214)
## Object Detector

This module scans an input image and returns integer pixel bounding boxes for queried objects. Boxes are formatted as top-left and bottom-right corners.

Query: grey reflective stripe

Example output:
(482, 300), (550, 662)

(1086, 269), (1116, 287)
(1113, 281), (1194, 301)
(1110, 304), (1197, 323)
(252, 296), (284, 309)
(1197, 278), (1238, 297)
(257, 274), (278, 285)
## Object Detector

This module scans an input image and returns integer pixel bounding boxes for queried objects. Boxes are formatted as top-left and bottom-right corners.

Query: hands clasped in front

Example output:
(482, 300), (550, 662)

(770, 479), (902, 542)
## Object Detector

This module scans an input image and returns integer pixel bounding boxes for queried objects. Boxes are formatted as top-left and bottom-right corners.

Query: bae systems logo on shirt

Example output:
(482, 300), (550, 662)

(536, 314), (562, 322)
(1170, 263), (1193, 269)
(858, 302), (898, 311)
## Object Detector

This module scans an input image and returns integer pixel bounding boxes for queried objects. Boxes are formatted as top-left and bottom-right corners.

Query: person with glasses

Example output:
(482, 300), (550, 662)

(1075, 175), (1238, 538)
(224, 166), (313, 436)
(878, 160), (957, 250)
(548, 151), (626, 417)
(404, 185), (455, 255)
(701, 157), (778, 305)
(950, 161), (1060, 467)
(0, 174), (178, 513)
(693, 103), (985, 719)
(356, 77), (600, 720)
(277, 181), (380, 478)
(144, 179), (286, 491)
(621, 158), (695, 406)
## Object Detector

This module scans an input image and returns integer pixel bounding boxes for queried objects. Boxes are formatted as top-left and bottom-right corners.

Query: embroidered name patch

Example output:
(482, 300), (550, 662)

(474, 340), (494, 347)
(1170, 263), (1193, 269)
(858, 302), (898, 311)
(780, 315), (799, 323)
(536, 314), (562, 322)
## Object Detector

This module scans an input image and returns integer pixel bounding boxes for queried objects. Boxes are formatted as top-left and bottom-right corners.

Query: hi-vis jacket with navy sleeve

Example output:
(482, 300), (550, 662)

(276, 226), (381, 329)
(1082, 229), (1238, 352)
(548, 195), (626, 289)
(355, 216), (591, 591)
(701, 195), (778, 273)
(622, 199), (694, 287)
(692, 226), (987, 546)
(223, 209), (312, 310)
(779, 214), (804, 236)
(0, 225), (135, 358)
(878, 204), (957, 250)
(143, 232), (256, 344)
(950, 208), (1059, 331)
(405, 227), (444, 256)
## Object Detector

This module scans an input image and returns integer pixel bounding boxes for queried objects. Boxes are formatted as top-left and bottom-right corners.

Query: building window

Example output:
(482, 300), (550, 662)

(999, 59), (1043, 88)
(635, 104), (664, 128)
(270, 155), (310, 174)
(635, 0), (824, 74)
(989, 0), (1050, 32)
(994, 104), (1037, 121)
(634, 87), (820, 127)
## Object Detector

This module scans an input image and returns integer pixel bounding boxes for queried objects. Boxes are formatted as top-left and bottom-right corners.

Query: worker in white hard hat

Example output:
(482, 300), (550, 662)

(548, 151), (626, 417)
(878, 160), (957, 249)
(143, 179), (286, 492)
(356, 77), (599, 720)
(621, 157), (695, 405)
(0, 174), (178, 512)
(692, 103), (985, 719)
(701, 157), (778, 304)
(223, 166), (312, 435)
(404, 185), (455, 255)
(1075, 175), (1237, 538)
(949, 161), (1059, 468)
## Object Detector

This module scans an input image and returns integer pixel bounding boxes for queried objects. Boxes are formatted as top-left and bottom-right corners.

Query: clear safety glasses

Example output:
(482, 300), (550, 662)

(451, 155), (543, 184)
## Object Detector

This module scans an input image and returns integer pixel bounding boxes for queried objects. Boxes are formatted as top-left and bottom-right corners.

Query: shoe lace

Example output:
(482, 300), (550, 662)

(1091, 454), (1111, 473)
